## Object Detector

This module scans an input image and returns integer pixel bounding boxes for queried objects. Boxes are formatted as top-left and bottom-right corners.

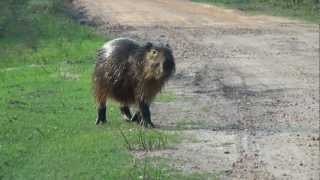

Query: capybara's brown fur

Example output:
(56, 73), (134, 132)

(93, 38), (175, 127)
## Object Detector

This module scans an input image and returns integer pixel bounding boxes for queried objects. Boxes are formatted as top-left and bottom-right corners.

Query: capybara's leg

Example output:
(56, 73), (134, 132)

(131, 111), (141, 123)
(138, 102), (155, 128)
(120, 106), (132, 121)
(96, 102), (107, 125)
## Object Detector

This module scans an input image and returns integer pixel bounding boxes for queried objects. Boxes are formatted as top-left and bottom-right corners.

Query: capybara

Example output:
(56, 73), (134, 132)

(93, 38), (175, 127)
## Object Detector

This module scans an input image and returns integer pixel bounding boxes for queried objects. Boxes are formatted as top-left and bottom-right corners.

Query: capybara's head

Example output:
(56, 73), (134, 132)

(142, 42), (175, 80)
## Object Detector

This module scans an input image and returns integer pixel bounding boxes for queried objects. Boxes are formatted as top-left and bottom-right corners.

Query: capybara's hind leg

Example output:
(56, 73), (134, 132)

(131, 111), (142, 123)
(121, 106), (142, 123)
(96, 102), (107, 125)
(120, 106), (132, 121)
(139, 102), (155, 128)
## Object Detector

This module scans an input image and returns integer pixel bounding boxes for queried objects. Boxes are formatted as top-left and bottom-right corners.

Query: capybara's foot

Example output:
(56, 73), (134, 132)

(138, 102), (155, 128)
(131, 112), (154, 128)
(131, 112), (142, 123)
(140, 119), (155, 128)
(120, 106), (132, 121)
(96, 105), (106, 125)
(95, 117), (106, 125)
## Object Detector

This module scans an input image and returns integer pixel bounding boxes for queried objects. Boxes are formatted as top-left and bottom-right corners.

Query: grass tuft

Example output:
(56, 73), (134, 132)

(119, 127), (171, 151)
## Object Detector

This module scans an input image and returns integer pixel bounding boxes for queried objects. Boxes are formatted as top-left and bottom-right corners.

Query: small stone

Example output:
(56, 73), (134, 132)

(224, 170), (232, 175)
(299, 163), (303, 166)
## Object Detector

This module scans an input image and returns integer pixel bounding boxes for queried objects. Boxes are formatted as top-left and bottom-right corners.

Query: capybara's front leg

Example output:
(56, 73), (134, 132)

(120, 106), (132, 121)
(96, 103), (107, 125)
(139, 101), (155, 128)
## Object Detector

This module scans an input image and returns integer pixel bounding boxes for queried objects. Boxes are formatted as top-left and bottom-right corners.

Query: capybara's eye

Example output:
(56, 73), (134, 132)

(152, 50), (157, 55)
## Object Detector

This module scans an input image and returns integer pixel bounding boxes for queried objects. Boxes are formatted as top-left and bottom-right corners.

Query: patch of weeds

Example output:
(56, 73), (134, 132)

(119, 128), (173, 151)
(155, 91), (177, 103)
(53, 61), (82, 80)
(126, 158), (169, 180)
(126, 157), (219, 180)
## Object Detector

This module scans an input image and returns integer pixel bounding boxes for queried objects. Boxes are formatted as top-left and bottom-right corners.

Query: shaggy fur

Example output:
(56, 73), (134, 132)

(93, 38), (175, 127)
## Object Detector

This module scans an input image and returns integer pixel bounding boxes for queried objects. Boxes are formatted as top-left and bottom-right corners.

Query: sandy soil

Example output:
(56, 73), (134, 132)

(72, 0), (319, 179)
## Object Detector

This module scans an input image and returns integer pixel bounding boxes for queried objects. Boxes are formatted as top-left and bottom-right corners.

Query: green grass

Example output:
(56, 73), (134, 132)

(192, 0), (320, 23)
(119, 128), (177, 151)
(155, 91), (177, 103)
(0, 14), (103, 68)
(125, 157), (219, 180)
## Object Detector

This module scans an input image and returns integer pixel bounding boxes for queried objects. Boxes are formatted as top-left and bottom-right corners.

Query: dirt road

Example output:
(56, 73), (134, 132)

(72, 0), (319, 179)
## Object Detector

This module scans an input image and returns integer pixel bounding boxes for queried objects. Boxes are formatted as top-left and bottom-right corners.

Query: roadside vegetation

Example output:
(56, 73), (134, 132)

(0, 0), (206, 179)
(192, 0), (320, 22)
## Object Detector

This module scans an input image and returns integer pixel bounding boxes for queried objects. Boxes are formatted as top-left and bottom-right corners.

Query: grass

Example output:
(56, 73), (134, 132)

(192, 0), (320, 23)
(126, 157), (219, 180)
(119, 128), (177, 151)
(155, 91), (177, 103)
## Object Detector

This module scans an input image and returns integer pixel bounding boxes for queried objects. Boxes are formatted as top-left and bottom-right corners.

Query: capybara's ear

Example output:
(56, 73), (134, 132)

(144, 42), (153, 50)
